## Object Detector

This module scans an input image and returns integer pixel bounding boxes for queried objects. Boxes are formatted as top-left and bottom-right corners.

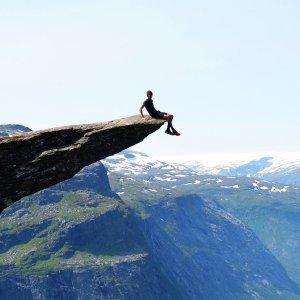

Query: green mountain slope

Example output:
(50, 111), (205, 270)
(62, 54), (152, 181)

(0, 162), (299, 299)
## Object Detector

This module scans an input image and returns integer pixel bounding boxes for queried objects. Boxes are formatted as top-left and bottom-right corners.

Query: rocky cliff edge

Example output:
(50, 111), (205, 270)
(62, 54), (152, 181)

(0, 115), (165, 212)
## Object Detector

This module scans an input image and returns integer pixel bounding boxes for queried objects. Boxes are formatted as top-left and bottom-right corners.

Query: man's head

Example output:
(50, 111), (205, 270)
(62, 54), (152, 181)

(146, 90), (153, 99)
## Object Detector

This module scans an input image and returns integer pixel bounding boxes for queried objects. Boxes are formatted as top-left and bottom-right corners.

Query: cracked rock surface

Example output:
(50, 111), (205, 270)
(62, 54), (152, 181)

(0, 115), (165, 212)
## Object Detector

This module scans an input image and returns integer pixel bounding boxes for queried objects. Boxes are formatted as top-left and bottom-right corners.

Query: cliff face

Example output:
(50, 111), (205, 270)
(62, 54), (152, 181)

(0, 162), (299, 299)
(0, 162), (181, 300)
(0, 115), (165, 212)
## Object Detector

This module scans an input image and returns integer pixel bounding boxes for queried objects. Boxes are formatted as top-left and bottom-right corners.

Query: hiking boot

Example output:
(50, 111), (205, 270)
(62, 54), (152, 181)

(165, 129), (174, 135)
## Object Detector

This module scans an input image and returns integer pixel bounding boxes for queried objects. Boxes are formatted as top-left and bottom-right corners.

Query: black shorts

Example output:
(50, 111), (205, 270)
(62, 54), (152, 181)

(150, 111), (167, 120)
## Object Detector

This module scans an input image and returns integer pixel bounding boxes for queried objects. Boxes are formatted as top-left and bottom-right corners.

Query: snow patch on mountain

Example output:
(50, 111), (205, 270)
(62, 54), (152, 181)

(156, 152), (300, 185)
(270, 186), (288, 193)
(102, 150), (299, 199)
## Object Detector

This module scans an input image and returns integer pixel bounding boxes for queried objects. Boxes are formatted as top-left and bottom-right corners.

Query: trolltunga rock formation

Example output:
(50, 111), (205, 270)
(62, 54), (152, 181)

(0, 115), (165, 212)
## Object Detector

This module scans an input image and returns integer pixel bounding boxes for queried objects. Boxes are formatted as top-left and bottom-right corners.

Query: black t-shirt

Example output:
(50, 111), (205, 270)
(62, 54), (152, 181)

(143, 99), (158, 116)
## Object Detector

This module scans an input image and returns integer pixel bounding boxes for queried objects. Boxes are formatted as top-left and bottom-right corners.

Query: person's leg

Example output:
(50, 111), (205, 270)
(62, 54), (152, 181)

(163, 114), (180, 136)
(161, 114), (172, 132)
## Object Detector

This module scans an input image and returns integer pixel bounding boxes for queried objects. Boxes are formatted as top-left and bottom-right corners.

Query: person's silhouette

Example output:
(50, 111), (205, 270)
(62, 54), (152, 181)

(139, 90), (180, 136)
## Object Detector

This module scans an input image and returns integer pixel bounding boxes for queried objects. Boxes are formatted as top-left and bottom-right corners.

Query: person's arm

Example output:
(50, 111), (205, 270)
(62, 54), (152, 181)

(139, 104), (145, 117)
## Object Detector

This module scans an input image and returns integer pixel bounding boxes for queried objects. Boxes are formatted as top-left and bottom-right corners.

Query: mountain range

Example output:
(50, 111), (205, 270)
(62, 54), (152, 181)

(157, 153), (300, 185)
(0, 125), (300, 299)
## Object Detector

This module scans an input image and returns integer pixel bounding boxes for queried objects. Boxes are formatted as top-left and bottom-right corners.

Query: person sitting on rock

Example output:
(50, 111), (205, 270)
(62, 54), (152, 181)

(139, 90), (181, 136)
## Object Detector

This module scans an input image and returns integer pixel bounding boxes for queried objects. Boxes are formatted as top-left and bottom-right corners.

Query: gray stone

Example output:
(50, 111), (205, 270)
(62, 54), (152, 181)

(0, 115), (165, 212)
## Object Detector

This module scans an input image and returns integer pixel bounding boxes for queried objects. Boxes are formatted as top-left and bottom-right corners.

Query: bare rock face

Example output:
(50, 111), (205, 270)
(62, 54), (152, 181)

(0, 115), (165, 212)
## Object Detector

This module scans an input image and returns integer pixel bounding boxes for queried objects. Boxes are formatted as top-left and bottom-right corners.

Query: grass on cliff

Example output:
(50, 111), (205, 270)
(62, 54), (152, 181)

(0, 189), (150, 275)
(0, 191), (119, 233)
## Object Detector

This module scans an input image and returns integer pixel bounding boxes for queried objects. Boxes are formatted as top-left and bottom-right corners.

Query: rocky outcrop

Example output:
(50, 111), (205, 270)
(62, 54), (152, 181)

(0, 115), (165, 212)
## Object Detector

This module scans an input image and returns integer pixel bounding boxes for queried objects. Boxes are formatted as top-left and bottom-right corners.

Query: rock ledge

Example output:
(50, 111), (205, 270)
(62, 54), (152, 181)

(0, 115), (165, 211)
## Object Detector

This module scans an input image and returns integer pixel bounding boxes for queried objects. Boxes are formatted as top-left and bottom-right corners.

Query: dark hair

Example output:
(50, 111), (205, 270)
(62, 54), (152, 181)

(146, 90), (153, 96)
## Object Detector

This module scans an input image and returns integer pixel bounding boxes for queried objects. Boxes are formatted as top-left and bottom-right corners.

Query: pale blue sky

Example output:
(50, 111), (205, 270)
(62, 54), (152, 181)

(1, 0), (299, 156)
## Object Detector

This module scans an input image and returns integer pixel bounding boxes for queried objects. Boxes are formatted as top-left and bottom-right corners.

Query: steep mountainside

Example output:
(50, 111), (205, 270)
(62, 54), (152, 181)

(1, 127), (299, 299)
(103, 150), (300, 288)
(0, 163), (180, 300)
(0, 161), (299, 299)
